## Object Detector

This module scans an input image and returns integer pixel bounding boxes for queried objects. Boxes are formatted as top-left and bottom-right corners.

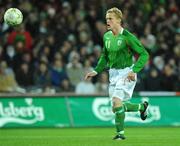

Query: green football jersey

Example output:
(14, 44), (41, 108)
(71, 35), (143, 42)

(94, 29), (149, 73)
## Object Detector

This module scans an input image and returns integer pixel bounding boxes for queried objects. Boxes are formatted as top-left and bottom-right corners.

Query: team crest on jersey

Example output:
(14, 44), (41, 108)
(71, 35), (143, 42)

(117, 40), (122, 46)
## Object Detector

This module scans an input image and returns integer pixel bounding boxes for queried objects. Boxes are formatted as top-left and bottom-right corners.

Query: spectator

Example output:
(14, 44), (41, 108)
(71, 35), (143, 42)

(60, 79), (74, 92)
(15, 62), (34, 88)
(50, 59), (68, 87)
(145, 68), (162, 91)
(161, 64), (177, 91)
(3, 45), (16, 68)
(75, 79), (95, 94)
(66, 51), (84, 86)
(34, 61), (51, 88)
(7, 24), (33, 52)
(0, 61), (25, 93)
(95, 71), (108, 94)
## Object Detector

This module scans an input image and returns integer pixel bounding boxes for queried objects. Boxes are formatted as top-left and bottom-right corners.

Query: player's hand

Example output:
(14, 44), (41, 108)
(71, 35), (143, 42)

(85, 71), (97, 80)
(126, 71), (136, 81)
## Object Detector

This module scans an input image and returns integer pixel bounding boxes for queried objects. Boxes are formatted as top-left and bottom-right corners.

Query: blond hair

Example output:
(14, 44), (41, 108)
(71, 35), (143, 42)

(106, 7), (123, 20)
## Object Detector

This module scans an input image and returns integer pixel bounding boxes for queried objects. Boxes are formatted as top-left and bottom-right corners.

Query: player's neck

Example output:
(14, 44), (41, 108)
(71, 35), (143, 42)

(112, 26), (123, 36)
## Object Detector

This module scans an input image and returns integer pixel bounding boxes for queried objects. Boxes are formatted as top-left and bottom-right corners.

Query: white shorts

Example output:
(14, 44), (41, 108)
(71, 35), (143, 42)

(109, 65), (137, 102)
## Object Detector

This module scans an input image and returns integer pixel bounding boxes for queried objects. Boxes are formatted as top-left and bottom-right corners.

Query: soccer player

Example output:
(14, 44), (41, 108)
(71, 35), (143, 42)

(85, 7), (149, 140)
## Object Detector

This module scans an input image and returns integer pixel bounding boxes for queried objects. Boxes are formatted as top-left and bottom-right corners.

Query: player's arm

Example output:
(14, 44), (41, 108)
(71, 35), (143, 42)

(94, 46), (107, 73)
(126, 33), (149, 73)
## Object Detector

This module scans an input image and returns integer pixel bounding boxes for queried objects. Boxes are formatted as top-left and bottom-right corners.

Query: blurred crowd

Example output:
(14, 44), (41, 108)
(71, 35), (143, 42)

(0, 0), (179, 94)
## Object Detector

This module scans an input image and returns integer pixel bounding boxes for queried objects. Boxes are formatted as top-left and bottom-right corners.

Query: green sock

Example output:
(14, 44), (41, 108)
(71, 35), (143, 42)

(123, 102), (144, 112)
(114, 106), (125, 135)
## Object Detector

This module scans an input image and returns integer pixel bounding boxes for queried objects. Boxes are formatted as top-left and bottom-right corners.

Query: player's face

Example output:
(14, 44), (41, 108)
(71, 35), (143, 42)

(106, 13), (120, 30)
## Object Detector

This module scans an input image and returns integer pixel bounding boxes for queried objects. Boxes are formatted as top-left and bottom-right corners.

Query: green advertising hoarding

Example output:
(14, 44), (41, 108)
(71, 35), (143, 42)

(0, 96), (180, 127)
(0, 97), (70, 127)
(69, 97), (180, 127)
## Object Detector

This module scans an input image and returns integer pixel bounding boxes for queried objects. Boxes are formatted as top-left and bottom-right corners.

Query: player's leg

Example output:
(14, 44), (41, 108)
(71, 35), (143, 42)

(109, 69), (127, 140)
(112, 97), (126, 140)
(123, 101), (147, 112)
(123, 101), (148, 120)
(123, 102), (143, 112)
(121, 70), (149, 120)
(109, 84), (125, 140)
(140, 101), (148, 120)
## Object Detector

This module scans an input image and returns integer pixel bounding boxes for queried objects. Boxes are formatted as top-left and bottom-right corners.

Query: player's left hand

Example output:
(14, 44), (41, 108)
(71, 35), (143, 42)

(126, 71), (136, 81)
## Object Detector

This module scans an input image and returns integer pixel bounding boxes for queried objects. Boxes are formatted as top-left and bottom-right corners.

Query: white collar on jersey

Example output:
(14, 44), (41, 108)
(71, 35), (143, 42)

(120, 27), (124, 34)
(110, 27), (124, 35)
(110, 27), (124, 34)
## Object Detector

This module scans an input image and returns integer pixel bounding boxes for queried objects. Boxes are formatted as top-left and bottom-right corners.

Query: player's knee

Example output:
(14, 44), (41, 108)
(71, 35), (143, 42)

(112, 97), (123, 108)
(112, 97), (122, 107)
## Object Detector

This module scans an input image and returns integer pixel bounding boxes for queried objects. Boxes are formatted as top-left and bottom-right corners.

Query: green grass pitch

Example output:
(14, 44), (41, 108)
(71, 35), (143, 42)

(0, 127), (180, 146)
